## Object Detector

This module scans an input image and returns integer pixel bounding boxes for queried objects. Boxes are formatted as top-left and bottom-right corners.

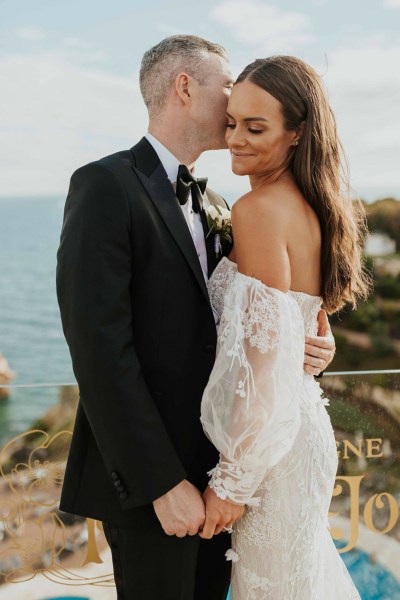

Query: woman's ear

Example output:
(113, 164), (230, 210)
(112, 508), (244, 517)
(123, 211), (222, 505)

(293, 120), (306, 146)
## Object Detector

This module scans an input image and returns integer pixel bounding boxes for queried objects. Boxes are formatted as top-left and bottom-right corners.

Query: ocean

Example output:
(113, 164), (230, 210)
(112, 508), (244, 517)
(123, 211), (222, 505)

(0, 196), (75, 444)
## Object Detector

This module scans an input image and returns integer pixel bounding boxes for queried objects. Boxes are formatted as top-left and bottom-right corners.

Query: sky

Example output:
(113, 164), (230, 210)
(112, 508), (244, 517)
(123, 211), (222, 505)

(1, 0), (400, 202)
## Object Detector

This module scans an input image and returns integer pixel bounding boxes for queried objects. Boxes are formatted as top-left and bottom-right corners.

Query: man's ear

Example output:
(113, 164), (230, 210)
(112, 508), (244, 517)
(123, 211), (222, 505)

(175, 72), (192, 105)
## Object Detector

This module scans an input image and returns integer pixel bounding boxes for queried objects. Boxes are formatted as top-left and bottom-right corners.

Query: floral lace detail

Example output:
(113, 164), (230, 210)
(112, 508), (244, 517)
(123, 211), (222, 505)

(207, 257), (237, 320)
(201, 258), (305, 505)
(239, 566), (276, 598)
(239, 276), (281, 353)
(208, 462), (262, 507)
(201, 257), (361, 600)
(289, 290), (321, 337)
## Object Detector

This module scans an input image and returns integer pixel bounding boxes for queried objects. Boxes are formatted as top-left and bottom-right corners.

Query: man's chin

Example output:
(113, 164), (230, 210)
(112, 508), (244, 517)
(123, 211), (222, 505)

(204, 136), (229, 152)
(218, 139), (229, 150)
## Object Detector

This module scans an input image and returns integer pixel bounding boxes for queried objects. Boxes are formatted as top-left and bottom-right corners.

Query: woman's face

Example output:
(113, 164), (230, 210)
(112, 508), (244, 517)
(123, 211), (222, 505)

(225, 79), (298, 177)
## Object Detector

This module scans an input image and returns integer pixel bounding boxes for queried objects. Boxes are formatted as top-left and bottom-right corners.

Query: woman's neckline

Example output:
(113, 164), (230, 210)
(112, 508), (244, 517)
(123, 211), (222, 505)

(220, 256), (322, 300)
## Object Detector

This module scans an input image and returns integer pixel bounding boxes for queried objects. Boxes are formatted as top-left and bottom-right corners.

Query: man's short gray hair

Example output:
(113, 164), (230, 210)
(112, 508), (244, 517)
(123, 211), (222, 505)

(140, 35), (228, 115)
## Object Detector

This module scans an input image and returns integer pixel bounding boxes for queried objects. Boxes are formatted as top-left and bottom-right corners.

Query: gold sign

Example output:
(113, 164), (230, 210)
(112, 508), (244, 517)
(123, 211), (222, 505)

(0, 430), (398, 583)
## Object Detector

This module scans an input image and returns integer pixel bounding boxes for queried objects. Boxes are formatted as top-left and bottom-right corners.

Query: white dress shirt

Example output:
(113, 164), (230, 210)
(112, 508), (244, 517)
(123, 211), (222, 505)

(145, 133), (209, 283)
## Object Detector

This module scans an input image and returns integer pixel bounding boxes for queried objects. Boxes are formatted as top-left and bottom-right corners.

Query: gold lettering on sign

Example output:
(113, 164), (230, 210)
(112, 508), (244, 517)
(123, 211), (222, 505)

(342, 439), (363, 459)
(336, 438), (383, 459)
(82, 518), (103, 565)
(0, 429), (114, 584)
(0, 425), (398, 586)
(330, 475), (364, 553)
(329, 475), (400, 552)
(366, 439), (383, 458)
(364, 493), (399, 534)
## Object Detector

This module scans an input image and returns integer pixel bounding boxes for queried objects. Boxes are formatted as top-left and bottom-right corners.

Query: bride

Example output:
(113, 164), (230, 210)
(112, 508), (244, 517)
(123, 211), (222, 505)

(200, 56), (369, 599)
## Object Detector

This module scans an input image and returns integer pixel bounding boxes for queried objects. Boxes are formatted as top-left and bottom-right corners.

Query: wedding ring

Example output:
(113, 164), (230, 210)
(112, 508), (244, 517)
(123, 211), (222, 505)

(223, 525), (234, 533)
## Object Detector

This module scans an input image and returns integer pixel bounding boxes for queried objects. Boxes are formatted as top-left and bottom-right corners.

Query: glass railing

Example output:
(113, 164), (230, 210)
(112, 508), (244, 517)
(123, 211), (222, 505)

(0, 371), (399, 600)
(0, 382), (114, 600)
(320, 370), (400, 600)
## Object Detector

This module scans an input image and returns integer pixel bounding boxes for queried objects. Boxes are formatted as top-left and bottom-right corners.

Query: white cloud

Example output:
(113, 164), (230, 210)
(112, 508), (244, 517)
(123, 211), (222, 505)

(383, 0), (400, 8)
(15, 27), (45, 42)
(210, 1), (315, 53)
(0, 39), (239, 199)
(1, 33), (400, 202)
(60, 37), (107, 63)
(62, 37), (91, 50)
(0, 50), (147, 196)
(323, 41), (400, 195)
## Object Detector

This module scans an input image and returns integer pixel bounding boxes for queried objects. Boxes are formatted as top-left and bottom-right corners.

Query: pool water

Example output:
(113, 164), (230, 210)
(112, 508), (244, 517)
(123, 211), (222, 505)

(42, 597), (89, 600)
(339, 543), (400, 600)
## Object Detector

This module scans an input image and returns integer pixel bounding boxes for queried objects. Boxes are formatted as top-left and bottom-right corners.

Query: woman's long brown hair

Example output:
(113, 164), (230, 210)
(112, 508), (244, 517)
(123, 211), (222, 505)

(236, 56), (370, 313)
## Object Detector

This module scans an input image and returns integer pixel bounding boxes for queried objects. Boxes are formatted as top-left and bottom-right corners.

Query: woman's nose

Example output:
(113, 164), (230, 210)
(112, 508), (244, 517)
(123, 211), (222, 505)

(228, 128), (247, 147)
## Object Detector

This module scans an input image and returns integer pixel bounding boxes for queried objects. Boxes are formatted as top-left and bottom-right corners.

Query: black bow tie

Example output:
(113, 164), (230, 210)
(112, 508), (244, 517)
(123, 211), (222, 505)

(176, 164), (208, 213)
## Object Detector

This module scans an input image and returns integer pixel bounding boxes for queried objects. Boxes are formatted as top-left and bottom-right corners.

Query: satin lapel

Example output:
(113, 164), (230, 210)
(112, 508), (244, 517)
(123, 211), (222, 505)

(130, 140), (210, 303)
(200, 209), (218, 277)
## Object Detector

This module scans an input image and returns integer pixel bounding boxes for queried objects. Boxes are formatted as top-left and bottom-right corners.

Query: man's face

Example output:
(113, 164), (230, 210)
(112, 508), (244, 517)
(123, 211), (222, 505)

(190, 53), (234, 151)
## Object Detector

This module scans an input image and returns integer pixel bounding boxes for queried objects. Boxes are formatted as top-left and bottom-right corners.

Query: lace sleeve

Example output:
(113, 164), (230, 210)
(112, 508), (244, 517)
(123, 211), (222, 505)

(200, 271), (304, 505)
(208, 257), (238, 320)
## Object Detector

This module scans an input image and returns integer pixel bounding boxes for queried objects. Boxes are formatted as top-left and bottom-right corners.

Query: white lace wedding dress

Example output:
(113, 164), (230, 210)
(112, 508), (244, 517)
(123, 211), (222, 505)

(201, 257), (360, 600)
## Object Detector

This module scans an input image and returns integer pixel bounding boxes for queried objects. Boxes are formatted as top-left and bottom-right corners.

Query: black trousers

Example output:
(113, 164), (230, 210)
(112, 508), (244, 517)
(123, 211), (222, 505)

(102, 518), (231, 600)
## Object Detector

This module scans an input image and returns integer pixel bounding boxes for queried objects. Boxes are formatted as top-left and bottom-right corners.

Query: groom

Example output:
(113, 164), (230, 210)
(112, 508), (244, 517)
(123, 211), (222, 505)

(56, 35), (335, 599)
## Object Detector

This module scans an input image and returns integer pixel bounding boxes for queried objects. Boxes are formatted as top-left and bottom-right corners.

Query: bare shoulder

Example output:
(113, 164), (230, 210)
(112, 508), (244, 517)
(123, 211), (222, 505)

(231, 183), (294, 238)
(231, 183), (294, 291)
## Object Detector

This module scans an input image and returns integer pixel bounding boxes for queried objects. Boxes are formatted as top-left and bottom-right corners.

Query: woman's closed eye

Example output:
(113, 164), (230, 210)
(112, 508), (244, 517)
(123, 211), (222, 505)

(226, 123), (264, 134)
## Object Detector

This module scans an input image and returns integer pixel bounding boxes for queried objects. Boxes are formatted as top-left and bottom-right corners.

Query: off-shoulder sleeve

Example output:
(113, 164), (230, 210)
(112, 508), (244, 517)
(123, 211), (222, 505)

(200, 270), (305, 505)
(208, 256), (238, 320)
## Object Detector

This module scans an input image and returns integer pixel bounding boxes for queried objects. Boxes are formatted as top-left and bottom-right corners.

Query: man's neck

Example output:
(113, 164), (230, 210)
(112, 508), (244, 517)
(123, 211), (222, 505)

(147, 127), (202, 169)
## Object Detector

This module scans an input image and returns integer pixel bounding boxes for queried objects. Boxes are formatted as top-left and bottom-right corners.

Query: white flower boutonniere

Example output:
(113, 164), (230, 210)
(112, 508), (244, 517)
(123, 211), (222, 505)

(205, 205), (233, 258)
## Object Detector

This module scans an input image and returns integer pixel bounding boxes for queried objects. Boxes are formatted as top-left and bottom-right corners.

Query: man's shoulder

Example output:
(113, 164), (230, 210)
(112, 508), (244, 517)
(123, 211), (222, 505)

(79, 148), (133, 176)
(70, 148), (140, 192)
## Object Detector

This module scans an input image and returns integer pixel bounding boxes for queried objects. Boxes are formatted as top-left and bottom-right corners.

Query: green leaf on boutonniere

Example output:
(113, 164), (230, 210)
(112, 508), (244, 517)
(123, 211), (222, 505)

(205, 205), (232, 243)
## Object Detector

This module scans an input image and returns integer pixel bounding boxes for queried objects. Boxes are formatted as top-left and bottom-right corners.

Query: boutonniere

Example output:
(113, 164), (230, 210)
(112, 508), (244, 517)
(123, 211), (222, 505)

(205, 205), (233, 258)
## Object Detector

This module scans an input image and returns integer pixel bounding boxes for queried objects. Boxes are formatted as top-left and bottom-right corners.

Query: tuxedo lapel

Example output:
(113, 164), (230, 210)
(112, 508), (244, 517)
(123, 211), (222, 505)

(199, 209), (218, 277)
(130, 138), (210, 303)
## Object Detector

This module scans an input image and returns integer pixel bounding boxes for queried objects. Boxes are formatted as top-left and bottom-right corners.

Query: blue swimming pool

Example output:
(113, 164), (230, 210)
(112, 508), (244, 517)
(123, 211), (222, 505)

(42, 597), (89, 600)
(338, 542), (400, 600)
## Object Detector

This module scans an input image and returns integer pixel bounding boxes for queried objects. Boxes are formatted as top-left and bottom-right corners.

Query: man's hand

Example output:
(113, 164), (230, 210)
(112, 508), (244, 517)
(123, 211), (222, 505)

(153, 480), (205, 538)
(199, 486), (245, 539)
(304, 309), (335, 376)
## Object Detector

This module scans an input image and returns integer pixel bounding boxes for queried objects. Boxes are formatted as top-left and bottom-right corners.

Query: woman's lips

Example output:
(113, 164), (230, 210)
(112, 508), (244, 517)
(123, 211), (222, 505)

(231, 151), (253, 158)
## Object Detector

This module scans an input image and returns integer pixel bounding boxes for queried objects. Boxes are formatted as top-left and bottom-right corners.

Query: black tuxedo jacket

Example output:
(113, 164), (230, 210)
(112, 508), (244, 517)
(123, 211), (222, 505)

(56, 137), (232, 524)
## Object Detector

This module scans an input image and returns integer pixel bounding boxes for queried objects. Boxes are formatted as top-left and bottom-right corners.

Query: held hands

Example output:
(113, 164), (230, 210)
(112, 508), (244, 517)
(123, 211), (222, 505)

(304, 309), (336, 376)
(199, 486), (245, 539)
(153, 479), (206, 537)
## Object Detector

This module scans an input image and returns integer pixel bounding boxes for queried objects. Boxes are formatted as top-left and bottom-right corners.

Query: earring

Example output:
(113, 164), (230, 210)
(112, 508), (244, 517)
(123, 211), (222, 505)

(294, 139), (299, 146)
